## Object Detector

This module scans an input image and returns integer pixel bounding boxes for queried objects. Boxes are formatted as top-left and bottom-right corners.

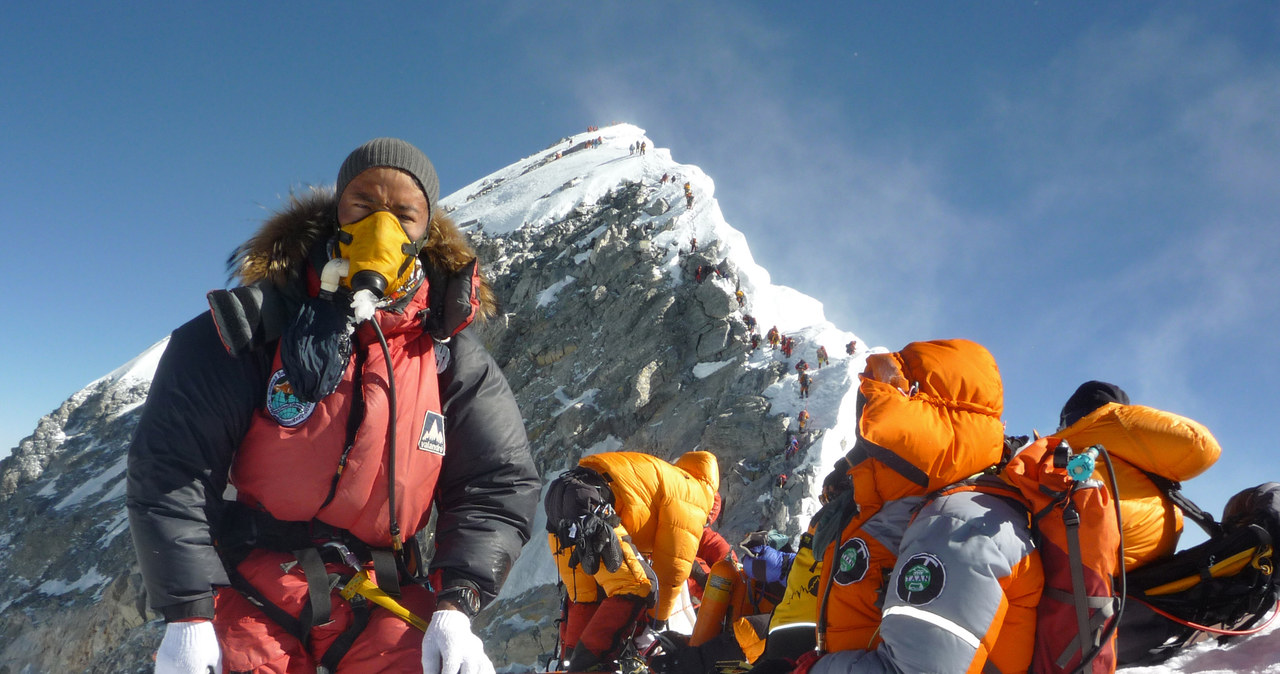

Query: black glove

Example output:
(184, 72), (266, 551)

(570, 512), (624, 574)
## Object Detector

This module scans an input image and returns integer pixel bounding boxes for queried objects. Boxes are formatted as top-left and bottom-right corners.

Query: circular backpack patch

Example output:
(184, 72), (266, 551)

(833, 537), (871, 585)
(265, 369), (316, 427)
(896, 552), (946, 605)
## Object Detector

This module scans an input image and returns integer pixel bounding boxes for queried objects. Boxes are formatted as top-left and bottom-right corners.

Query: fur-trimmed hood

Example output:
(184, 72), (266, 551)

(226, 187), (494, 318)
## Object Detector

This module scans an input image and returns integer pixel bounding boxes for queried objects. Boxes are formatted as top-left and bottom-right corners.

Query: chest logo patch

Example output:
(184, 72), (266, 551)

(896, 552), (946, 605)
(418, 411), (447, 455)
(833, 537), (870, 585)
(266, 369), (316, 427)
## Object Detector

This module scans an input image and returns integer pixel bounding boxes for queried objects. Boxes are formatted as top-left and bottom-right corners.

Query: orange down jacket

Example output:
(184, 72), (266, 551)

(814, 339), (1043, 673)
(566, 451), (720, 621)
(1056, 402), (1221, 569)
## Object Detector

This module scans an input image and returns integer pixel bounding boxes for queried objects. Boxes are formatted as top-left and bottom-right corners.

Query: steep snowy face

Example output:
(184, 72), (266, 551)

(443, 125), (836, 334)
(0, 125), (869, 672)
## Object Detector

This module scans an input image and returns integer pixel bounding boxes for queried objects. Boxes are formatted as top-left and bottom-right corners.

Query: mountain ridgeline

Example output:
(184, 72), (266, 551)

(0, 126), (853, 671)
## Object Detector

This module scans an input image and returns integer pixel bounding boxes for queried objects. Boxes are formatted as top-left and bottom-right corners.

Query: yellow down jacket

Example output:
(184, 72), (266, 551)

(565, 451), (720, 620)
(1057, 402), (1221, 569)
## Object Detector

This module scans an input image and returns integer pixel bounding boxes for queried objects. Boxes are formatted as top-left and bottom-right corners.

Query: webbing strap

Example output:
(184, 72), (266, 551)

(295, 547), (333, 630)
(1046, 588), (1114, 609)
(1053, 594), (1117, 668)
(230, 550), (379, 672)
(316, 596), (373, 674)
(372, 548), (402, 599)
(1144, 472), (1223, 538)
(229, 571), (310, 647)
(1060, 501), (1095, 669)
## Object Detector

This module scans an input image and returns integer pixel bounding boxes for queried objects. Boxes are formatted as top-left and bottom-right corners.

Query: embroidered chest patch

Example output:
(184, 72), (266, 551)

(418, 410), (446, 455)
(833, 537), (871, 585)
(896, 552), (946, 605)
(265, 369), (316, 427)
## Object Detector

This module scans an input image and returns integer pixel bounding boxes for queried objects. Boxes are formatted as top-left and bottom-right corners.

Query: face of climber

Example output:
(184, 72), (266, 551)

(338, 167), (430, 242)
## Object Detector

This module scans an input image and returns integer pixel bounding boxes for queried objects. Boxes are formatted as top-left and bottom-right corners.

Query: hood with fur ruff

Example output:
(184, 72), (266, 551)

(226, 187), (494, 318)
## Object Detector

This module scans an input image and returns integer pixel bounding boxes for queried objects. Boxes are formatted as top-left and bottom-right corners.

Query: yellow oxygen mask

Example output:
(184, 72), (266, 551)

(337, 210), (418, 297)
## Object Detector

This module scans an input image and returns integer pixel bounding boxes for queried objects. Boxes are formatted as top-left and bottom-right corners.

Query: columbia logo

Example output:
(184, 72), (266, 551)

(418, 411), (447, 455)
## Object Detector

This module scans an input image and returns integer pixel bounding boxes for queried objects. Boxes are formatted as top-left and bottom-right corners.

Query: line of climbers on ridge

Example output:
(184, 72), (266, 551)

(683, 262), (829, 480)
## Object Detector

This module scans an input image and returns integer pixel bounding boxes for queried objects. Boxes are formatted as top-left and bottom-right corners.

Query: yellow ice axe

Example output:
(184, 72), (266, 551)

(339, 569), (430, 632)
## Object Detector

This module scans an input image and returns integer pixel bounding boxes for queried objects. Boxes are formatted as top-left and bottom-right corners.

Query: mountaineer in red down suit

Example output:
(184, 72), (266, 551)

(127, 138), (540, 674)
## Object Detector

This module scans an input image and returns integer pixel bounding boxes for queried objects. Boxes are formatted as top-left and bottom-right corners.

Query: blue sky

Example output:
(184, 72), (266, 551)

(3, 2), (1277, 518)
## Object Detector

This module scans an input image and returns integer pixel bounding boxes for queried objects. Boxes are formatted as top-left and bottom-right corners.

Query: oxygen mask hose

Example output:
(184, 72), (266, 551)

(346, 285), (404, 552)
(370, 317), (404, 551)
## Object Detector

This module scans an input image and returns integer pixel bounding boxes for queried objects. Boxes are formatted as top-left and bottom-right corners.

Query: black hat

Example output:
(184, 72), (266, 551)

(1059, 380), (1130, 429)
(336, 138), (440, 220)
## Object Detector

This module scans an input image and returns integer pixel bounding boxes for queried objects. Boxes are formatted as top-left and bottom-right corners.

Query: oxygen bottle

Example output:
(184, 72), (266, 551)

(690, 558), (743, 646)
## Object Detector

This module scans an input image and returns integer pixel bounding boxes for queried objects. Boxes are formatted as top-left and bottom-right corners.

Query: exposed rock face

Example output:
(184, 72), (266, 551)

(0, 153), (830, 672)
(0, 378), (156, 672)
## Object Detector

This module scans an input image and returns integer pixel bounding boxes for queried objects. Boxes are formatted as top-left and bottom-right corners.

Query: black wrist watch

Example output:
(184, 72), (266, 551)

(436, 585), (481, 618)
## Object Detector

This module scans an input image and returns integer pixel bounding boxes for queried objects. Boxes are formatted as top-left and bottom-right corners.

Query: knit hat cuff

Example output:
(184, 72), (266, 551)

(336, 138), (440, 219)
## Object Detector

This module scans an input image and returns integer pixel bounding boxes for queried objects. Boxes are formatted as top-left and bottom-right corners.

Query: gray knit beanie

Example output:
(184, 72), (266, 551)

(336, 137), (440, 220)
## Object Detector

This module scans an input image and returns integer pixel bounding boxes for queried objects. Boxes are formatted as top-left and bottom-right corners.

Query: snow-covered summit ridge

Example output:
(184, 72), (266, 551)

(87, 337), (168, 391)
(441, 123), (834, 337)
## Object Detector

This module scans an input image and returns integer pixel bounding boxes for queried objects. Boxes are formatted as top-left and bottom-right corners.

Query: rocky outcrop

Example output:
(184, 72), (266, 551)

(0, 377), (154, 672)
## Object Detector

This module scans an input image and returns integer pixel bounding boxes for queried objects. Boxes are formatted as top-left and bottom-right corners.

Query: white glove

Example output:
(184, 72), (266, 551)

(421, 609), (495, 674)
(154, 620), (222, 674)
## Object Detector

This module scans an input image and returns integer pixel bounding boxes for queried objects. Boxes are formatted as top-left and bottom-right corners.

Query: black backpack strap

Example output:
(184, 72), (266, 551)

(1062, 500), (1096, 666)
(1143, 471), (1224, 538)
